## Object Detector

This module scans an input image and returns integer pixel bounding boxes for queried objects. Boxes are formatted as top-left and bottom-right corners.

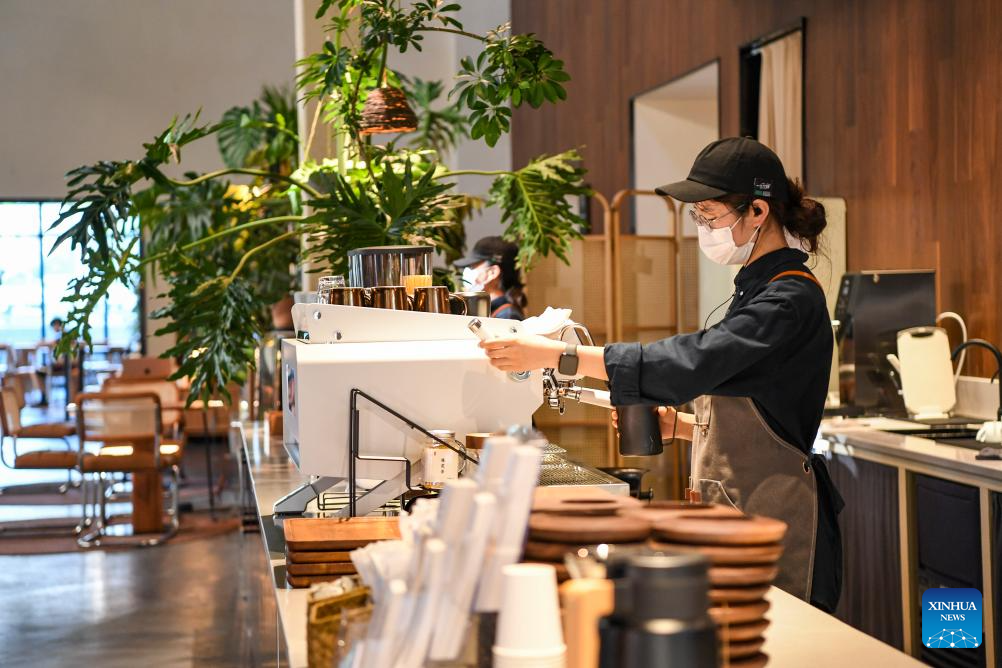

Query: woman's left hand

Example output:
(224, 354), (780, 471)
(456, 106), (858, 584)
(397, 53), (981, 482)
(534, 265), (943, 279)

(480, 335), (565, 372)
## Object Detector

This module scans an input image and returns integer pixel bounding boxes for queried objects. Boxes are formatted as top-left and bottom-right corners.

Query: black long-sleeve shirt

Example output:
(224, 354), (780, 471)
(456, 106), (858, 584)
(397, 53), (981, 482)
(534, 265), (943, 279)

(604, 248), (833, 453)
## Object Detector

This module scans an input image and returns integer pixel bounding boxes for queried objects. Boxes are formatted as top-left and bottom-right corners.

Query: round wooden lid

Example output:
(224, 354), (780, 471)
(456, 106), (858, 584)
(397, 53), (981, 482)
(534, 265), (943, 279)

(653, 515), (787, 546)
(726, 651), (769, 667)
(715, 618), (770, 642)
(625, 501), (743, 524)
(709, 565), (780, 587)
(528, 512), (652, 544)
(647, 540), (784, 565)
(722, 636), (766, 660)
(532, 494), (640, 516)
(523, 539), (648, 562)
(708, 599), (771, 625)
(709, 585), (772, 604)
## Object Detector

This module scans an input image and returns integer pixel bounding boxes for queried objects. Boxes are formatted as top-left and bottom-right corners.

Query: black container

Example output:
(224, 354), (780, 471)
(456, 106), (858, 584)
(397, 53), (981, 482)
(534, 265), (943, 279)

(598, 467), (653, 500)
(617, 404), (663, 456)
(599, 552), (718, 668)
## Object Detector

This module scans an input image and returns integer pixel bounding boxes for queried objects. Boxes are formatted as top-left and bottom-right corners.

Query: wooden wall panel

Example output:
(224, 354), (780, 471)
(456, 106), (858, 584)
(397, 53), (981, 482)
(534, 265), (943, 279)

(512, 0), (1002, 376)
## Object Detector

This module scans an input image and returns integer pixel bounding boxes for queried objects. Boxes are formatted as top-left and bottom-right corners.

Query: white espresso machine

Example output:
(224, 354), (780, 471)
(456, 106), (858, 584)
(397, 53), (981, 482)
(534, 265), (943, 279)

(278, 303), (625, 516)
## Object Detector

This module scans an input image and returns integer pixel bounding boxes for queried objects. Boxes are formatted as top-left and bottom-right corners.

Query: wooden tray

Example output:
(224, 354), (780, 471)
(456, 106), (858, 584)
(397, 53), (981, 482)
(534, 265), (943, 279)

(627, 501), (744, 524)
(287, 573), (349, 588)
(533, 494), (641, 516)
(286, 549), (355, 564)
(723, 636), (766, 660)
(523, 540), (646, 562)
(716, 618), (769, 642)
(287, 562), (358, 576)
(652, 516), (787, 546)
(709, 565), (779, 587)
(528, 512), (651, 544)
(284, 517), (400, 551)
(647, 540), (783, 565)
(709, 585), (771, 604)
(708, 599), (770, 626)
(523, 540), (583, 562)
(728, 651), (769, 667)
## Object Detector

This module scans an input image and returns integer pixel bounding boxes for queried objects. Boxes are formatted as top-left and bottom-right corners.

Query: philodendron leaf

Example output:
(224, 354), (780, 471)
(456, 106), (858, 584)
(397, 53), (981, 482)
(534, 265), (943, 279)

(154, 274), (262, 405)
(488, 149), (591, 270)
(218, 105), (266, 169)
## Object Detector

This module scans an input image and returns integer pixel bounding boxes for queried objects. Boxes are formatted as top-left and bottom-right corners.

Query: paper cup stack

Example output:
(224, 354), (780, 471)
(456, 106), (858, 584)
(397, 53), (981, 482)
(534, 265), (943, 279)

(283, 517), (400, 588)
(494, 563), (567, 668)
(635, 502), (786, 667)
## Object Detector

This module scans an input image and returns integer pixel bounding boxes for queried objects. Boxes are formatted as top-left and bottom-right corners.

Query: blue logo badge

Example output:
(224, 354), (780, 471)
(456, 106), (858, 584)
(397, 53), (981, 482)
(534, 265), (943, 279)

(922, 588), (982, 649)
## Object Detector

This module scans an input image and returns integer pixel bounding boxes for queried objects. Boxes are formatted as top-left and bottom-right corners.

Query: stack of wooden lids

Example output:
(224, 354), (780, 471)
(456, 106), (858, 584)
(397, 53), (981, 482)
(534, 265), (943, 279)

(523, 488), (649, 581)
(636, 502), (786, 667)
(283, 517), (400, 588)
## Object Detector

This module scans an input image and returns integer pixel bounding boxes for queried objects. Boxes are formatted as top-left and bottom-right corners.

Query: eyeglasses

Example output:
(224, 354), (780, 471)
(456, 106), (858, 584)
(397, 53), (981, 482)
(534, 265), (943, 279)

(688, 203), (749, 228)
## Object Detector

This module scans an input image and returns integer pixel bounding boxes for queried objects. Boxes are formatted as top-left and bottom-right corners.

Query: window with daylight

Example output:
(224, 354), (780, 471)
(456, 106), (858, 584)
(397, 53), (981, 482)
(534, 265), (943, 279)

(0, 201), (140, 348)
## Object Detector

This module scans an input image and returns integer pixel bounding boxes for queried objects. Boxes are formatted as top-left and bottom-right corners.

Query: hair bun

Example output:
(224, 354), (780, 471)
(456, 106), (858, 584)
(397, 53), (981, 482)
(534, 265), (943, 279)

(782, 179), (826, 252)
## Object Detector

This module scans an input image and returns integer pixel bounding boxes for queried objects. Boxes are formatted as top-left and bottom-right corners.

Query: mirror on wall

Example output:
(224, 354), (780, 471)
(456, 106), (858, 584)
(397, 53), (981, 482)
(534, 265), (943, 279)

(631, 60), (731, 329)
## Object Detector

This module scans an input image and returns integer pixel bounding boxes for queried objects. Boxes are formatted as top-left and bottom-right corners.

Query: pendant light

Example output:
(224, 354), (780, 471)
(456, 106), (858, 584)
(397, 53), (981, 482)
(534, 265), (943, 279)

(359, 86), (417, 135)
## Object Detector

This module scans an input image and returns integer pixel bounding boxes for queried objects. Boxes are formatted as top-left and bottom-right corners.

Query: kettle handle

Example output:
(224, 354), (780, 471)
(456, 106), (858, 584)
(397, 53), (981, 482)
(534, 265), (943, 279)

(448, 294), (468, 316)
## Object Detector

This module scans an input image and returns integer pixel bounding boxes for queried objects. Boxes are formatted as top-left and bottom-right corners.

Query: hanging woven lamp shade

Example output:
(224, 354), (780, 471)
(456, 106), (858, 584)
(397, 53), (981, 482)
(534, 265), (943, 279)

(359, 86), (418, 134)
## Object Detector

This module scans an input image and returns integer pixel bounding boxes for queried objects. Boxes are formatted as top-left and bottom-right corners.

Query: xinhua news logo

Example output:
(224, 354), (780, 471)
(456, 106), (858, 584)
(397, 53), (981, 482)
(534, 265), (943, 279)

(922, 588), (982, 649)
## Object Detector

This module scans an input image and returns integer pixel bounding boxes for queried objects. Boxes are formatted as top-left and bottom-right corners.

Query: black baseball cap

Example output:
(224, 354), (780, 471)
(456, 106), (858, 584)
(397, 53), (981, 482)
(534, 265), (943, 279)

(454, 236), (518, 270)
(655, 137), (790, 203)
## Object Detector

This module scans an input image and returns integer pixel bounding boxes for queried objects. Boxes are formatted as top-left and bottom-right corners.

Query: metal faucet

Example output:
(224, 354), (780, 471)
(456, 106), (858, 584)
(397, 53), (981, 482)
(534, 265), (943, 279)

(951, 339), (1002, 422)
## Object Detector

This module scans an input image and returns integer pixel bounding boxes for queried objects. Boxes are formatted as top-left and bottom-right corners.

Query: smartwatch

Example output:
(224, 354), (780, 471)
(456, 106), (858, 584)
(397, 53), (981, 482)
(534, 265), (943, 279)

(558, 342), (579, 375)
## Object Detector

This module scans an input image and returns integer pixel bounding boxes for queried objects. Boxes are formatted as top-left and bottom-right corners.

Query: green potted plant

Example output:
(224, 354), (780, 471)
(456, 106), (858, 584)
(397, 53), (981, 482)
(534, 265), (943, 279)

(51, 0), (590, 404)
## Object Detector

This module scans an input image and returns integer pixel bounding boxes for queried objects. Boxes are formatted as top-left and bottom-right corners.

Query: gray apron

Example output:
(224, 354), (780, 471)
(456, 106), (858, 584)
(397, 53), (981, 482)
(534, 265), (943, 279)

(689, 394), (818, 601)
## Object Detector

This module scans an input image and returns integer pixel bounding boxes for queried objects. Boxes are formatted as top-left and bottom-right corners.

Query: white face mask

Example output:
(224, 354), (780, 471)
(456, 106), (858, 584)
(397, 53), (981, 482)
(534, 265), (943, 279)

(697, 215), (760, 265)
(462, 264), (488, 292)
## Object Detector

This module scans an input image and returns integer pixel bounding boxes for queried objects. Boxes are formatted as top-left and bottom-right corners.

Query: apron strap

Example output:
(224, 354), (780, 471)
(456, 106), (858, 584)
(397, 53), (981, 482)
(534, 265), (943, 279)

(769, 270), (824, 291)
(769, 272), (825, 292)
(810, 453), (845, 513)
(490, 303), (513, 318)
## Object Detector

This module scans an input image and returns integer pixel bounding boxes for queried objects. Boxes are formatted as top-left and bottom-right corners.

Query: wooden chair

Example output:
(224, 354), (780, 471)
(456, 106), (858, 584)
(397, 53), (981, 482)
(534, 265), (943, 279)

(102, 376), (184, 438)
(119, 356), (177, 381)
(0, 387), (90, 534)
(75, 391), (184, 548)
(0, 387), (78, 490)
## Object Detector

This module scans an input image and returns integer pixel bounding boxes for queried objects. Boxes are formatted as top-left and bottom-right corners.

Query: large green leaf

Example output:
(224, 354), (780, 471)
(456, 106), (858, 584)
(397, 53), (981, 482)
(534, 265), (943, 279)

(153, 273), (262, 405)
(489, 149), (591, 269)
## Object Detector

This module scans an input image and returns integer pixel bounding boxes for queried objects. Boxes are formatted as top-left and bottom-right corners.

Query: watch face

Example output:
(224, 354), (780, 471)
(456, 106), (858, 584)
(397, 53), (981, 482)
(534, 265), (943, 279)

(558, 350), (578, 376)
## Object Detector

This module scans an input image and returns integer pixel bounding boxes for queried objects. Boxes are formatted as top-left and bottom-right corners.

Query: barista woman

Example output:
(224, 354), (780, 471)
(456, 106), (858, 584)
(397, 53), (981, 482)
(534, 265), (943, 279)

(455, 236), (527, 320)
(479, 138), (844, 612)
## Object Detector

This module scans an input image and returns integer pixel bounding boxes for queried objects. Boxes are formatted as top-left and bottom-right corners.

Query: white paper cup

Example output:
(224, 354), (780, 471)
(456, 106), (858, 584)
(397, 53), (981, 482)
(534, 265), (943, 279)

(977, 421), (1002, 443)
(494, 563), (566, 656)
(493, 649), (566, 666)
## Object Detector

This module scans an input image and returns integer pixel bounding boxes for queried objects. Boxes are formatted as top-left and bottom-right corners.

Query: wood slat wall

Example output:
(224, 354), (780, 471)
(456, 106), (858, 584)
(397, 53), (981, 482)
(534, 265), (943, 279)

(512, 0), (1002, 376)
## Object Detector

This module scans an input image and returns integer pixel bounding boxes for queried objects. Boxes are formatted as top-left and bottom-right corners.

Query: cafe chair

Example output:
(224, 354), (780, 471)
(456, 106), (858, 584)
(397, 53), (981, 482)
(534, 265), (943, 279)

(102, 376), (184, 439)
(0, 387), (78, 495)
(119, 356), (177, 382)
(75, 391), (185, 548)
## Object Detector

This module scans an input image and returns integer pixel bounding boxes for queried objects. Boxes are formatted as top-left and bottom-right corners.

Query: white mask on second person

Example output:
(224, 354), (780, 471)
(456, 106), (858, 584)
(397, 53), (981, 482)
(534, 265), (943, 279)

(697, 216), (760, 265)
(462, 265), (488, 291)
